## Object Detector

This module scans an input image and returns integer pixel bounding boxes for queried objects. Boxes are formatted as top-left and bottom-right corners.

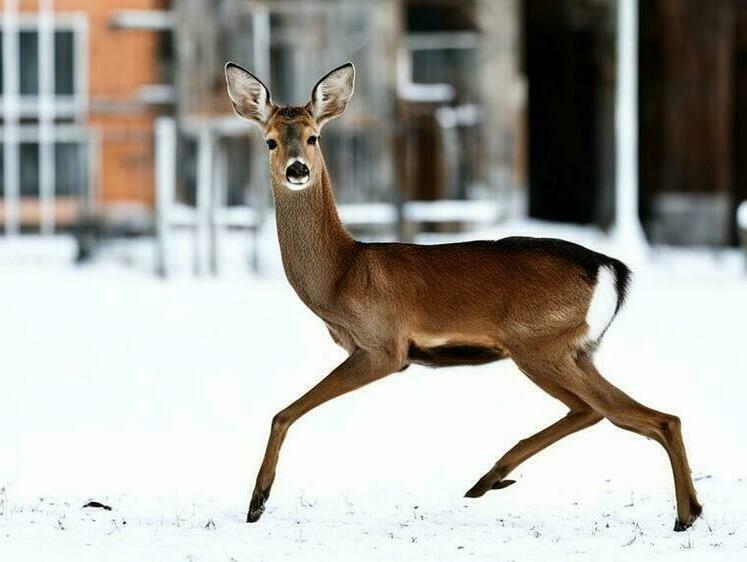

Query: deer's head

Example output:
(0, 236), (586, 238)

(224, 62), (355, 191)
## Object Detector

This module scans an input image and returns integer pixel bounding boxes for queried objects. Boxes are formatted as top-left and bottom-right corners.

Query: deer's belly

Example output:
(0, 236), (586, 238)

(407, 333), (508, 368)
(407, 342), (508, 368)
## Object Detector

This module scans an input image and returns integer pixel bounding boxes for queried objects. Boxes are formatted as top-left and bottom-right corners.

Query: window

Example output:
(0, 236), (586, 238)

(19, 142), (39, 196)
(55, 30), (75, 96)
(54, 141), (86, 196)
(1, 139), (88, 198)
(0, 17), (84, 114)
(1, 13), (89, 233)
(19, 30), (39, 95)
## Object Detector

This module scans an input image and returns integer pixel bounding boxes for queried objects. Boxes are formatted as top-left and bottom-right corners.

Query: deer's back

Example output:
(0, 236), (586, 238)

(335, 237), (627, 358)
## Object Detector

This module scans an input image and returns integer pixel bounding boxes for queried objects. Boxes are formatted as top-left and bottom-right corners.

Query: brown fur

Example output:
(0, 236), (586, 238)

(226, 63), (702, 531)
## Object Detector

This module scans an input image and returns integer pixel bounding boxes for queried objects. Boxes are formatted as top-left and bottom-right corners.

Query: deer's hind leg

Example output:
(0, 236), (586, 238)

(465, 358), (602, 498)
(556, 351), (702, 531)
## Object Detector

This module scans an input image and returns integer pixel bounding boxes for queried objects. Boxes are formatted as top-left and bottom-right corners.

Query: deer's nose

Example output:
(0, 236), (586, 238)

(285, 160), (310, 184)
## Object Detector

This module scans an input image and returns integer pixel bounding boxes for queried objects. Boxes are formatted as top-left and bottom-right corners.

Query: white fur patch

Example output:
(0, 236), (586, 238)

(586, 265), (618, 342)
(284, 181), (309, 191)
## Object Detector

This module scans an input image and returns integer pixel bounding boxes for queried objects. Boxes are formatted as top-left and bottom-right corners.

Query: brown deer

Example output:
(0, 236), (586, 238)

(224, 61), (702, 531)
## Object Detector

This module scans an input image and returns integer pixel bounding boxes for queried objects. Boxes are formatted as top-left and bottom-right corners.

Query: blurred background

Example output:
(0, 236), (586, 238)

(1, 0), (746, 273)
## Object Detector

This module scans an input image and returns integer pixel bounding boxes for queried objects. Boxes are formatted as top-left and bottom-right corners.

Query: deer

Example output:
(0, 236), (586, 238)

(224, 61), (702, 531)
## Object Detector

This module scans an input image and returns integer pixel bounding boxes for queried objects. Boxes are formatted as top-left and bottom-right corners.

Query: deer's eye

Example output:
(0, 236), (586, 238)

(266, 139), (277, 150)
(307, 135), (318, 146)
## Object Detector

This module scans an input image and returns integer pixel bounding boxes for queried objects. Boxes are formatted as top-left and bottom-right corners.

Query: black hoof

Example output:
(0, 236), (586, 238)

(674, 502), (703, 532)
(464, 481), (489, 498)
(246, 492), (267, 523)
(465, 478), (515, 498)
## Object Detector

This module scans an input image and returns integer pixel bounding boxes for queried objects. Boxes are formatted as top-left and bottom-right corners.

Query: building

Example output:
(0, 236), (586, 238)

(524, 0), (747, 246)
(1, 0), (745, 252)
(0, 0), (169, 234)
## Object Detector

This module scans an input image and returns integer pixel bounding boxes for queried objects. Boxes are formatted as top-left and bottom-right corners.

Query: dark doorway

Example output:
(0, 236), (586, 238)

(733, 3), (747, 244)
(639, 0), (738, 246)
(523, 1), (608, 225)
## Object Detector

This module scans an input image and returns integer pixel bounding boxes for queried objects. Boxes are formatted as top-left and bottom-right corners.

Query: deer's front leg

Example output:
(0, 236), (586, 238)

(247, 348), (402, 523)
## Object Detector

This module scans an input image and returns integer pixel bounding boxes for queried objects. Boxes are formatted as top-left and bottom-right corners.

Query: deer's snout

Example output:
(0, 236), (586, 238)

(285, 159), (310, 188)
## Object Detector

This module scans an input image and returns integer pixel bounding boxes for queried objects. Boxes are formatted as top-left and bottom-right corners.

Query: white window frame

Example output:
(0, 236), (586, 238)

(0, 12), (88, 119)
(2, 9), (89, 234)
(0, 125), (94, 198)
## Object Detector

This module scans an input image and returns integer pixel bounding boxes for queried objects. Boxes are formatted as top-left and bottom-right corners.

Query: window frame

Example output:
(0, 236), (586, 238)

(0, 12), (88, 119)
(0, 123), (93, 197)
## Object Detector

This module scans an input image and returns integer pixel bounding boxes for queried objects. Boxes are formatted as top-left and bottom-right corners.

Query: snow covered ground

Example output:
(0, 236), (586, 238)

(1, 223), (746, 561)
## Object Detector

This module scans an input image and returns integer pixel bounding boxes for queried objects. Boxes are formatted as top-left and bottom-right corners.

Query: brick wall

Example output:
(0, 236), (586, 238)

(13, 0), (168, 207)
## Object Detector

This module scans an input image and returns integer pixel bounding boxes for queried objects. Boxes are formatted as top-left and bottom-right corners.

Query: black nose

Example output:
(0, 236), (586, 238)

(286, 161), (309, 182)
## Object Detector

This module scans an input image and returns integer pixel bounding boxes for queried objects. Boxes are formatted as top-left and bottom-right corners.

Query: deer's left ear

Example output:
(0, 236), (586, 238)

(309, 62), (355, 128)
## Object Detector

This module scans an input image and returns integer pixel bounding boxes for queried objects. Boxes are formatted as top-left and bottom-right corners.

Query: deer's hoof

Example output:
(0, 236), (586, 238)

(246, 491), (267, 523)
(465, 478), (515, 498)
(673, 501), (703, 532)
(464, 481), (488, 498)
(673, 517), (693, 532)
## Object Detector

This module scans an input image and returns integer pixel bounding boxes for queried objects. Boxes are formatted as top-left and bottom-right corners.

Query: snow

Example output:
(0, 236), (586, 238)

(1, 224), (746, 561)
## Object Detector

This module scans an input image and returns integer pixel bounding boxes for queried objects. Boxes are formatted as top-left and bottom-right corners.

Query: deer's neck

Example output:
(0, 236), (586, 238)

(271, 164), (356, 309)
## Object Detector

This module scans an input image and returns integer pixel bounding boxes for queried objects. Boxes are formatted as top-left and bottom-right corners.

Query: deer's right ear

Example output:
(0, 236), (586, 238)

(225, 62), (274, 128)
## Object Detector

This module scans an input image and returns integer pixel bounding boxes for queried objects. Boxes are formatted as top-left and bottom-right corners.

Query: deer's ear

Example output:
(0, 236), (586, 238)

(309, 62), (355, 128)
(225, 62), (274, 127)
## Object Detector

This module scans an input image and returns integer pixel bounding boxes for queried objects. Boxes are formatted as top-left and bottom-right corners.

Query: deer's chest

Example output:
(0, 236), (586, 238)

(324, 321), (358, 353)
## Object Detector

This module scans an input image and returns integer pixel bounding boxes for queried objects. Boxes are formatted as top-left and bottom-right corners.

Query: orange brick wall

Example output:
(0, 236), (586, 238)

(11, 0), (167, 207)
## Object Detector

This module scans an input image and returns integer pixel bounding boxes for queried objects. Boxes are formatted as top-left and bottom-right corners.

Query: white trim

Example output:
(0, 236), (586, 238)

(396, 32), (482, 103)
(38, 0), (55, 234)
(251, 7), (271, 91)
(155, 118), (176, 277)
(396, 45), (454, 103)
(110, 10), (174, 31)
(73, 13), (88, 121)
(613, 0), (647, 257)
(0, 12), (83, 26)
(405, 32), (482, 51)
(0, 124), (90, 142)
(3, 0), (20, 236)
(195, 128), (214, 275)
